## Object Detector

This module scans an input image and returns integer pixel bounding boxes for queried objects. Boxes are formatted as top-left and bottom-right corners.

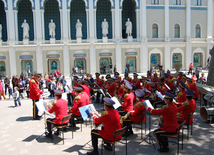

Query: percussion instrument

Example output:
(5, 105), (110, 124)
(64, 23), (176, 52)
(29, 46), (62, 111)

(200, 107), (214, 122)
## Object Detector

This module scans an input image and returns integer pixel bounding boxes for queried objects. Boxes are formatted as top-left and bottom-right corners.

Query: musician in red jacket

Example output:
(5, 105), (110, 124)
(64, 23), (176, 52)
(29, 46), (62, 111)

(141, 76), (151, 96)
(105, 78), (116, 97)
(122, 89), (146, 136)
(143, 92), (179, 152)
(68, 86), (87, 127)
(186, 77), (199, 100)
(87, 97), (122, 155)
(45, 90), (68, 138)
(177, 90), (196, 125)
(123, 73), (132, 83)
(131, 73), (141, 89)
(94, 72), (103, 103)
(29, 73), (43, 120)
(175, 81), (187, 106)
(114, 78), (124, 98)
(120, 81), (135, 116)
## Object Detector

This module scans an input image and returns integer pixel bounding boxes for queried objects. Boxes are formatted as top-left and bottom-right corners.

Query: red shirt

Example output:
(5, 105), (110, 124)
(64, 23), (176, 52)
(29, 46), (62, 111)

(148, 103), (179, 132)
(29, 78), (43, 100)
(122, 91), (135, 112)
(47, 98), (68, 124)
(129, 100), (146, 123)
(93, 108), (122, 141)
(177, 99), (196, 125)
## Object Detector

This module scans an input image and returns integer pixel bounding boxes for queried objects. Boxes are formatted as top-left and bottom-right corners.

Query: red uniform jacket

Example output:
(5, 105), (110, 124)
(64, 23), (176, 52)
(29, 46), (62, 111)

(129, 100), (146, 123)
(165, 78), (174, 92)
(93, 108), (122, 141)
(177, 76), (183, 86)
(106, 82), (116, 97)
(29, 78), (43, 100)
(69, 94), (86, 116)
(47, 98), (68, 124)
(82, 92), (90, 105)
(148, 103), (179, 133)
(122, 92), (135, 112)
(115, 85), (124, 97)
(177, 99), (196, 125)
(131, 78), (141, 89)
(142, 81), (151, 95)
(95, 78), (103, 88)
(187, 82), (199, 99)
(177, 90), (187, 105)
(82, 84), (90, 99)
(123, 77), (132, 83)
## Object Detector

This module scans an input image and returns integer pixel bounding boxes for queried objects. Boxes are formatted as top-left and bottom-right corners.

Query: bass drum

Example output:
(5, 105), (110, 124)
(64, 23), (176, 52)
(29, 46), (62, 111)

(200, 107), (214, 122)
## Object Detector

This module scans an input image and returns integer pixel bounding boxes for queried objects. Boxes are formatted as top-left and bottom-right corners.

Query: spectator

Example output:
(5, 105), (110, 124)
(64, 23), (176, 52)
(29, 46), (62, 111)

(188, 62), (195, 75)
(207, 57), (210, 68)
(195, 67), (201, 82)
(4, 75), (10, 95)
(100, 63), (104, 74)
(113, 65), (117, 76)
(12, 75), (16, 92)
(191, 73), (197, 83)
(27, 68), (31, 77)
(199, 73), (206, 84)
(109, 62), (112, 74)
(61, 76), (67, 92)
(0, 79), (6, 100)
(126, 62), (130, 73)
(17, 82), (24, 99)
(125, 66), (129, 74)
(26, 80), (30, 98)
(103, 65), (106, 74)
(13, 87), (21, 107)
(20, 72), (24, 79)
(8, 85), (13, 99)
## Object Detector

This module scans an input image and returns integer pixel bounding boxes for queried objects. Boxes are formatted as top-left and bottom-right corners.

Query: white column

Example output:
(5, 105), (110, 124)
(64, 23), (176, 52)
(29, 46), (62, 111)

(32, 10), (36, 40)
(165, 0), (169, 41)
(111, 9), (115, 39)
(136, 9), (140, 40)
(62, 0), (68, 40)
(141, 0), (147, 41)
(41, 10), (45, 40)
(63, 45), (70, 76)
(140, 45), (148, 73)
(186, 43), (192, 70)
(186, 0), (191, 40)
(207, 0), (213, 41)
(67, 9), (71, 39)
(36, 46), (43, 73)
(115, 0), (120, 40)
(165, 44), (171, 70)
(88, 0), (95, 40)
(60, 9), (63, 40)
(119, 9), (122, 39)
(86, 9), (89, 40)
(93, 9), (97, 39)
(90, 44), (96, 75)
(14, 10), (18, 41)
(7, 0), (16, 42)
(116, 44), (122, 73)
(9, 47), (17, 76)
(35, 0), (42, 42)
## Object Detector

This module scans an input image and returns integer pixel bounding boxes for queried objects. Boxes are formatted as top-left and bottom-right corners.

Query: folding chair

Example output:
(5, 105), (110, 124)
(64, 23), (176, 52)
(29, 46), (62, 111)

(161, 121), (186, 155)
(183, 113), (194, 140)
(132, 112), (146, 139)
(101, 126), (128, 155)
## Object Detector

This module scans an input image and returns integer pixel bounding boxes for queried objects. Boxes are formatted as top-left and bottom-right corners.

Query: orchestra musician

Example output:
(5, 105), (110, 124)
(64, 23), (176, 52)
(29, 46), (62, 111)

(105, 78), (116, 97)
(177, 72), (183, 86)
(45, 90), (68, 138)
(174, 81), (187, 107)
(123, 72), (132, 83)
(87, 97), (121, 155)
(177, 90), (196, 125)
(142, 92), (179, 153)
(186, 77), (199, 100)
(68, 86), (87, 127)
(119, 81), (134, 116)
(29, 72), (43, 120)
(114, 72), (121, 81)
(94, 72), (103, 103)
(131, 73), (141, 89)
(122, 89), (146, 137)
(114, 78), (124, 100)
(78, 79), (90, 104)
(164, 73), (174, 93)
(141, 76), (151, 96)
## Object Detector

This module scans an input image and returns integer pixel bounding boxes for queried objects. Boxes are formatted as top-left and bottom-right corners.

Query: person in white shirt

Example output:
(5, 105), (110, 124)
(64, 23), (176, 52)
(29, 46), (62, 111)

(13, 87), (21, 107)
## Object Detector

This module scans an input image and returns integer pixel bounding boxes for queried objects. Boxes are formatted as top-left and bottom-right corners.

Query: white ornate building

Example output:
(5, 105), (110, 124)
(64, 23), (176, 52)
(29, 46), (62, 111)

(0, 0), (213, 77)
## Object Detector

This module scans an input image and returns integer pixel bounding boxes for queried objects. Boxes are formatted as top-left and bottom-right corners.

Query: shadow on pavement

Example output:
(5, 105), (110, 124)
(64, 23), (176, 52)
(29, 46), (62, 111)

(63, 144), (86, 154)
(22, 135), (38, 142)
(16, 116), (33, 121)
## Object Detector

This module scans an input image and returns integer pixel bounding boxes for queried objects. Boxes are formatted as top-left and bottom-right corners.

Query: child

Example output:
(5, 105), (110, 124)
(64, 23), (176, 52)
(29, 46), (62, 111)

(13, 87), (21, 107)
(8, 86), (13, 99)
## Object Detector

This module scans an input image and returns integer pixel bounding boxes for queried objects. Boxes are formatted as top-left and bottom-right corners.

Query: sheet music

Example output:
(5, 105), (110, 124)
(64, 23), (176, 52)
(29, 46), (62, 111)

(88, 104), (96, 112)
(145, 88), (151, 94)
(144, 100), (154, 109)
(111, 97), (121, 109)
(35, 100), (47, 116)
(79, 104), (97, 120)
(62, 92), (67, 100)
(156, 91), (164, 100)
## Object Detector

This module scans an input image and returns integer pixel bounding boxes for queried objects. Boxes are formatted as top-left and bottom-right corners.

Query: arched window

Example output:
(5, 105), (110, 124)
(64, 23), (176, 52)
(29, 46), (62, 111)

(174, 0), (181, 5)
(151, 0), (159, 5)
(174, 24), (180, 38)
(195, 0), (201, 6)
(152, 24), (158, 38)
(195, 24), (201, 38)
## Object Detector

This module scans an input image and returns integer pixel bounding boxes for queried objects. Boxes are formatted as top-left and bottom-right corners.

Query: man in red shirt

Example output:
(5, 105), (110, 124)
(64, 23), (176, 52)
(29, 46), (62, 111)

(143, 92), (179, 152)
(29, 73), (43, 120)
(87, 97), (121, 155)
(188, 63), (195, 75)
(45, 90), (68, 138)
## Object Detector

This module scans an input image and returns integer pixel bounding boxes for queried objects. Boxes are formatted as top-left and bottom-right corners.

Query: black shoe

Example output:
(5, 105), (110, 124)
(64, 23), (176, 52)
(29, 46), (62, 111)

(103, 144), (112, 151)
(54, 131), (60, 136)
(157, 147), (169, 153)
(45, 132), (53, 139)
(87, 150), (99, 155)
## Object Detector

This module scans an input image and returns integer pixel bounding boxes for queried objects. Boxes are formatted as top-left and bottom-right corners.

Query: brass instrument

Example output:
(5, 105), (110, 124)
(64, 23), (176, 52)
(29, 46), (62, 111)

(200, 107), (214, 122)
(158, 116), (164, 127)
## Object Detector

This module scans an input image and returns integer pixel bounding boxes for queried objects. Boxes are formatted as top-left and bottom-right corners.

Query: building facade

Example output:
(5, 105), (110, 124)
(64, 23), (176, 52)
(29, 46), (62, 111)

(0, 0), (213, 77)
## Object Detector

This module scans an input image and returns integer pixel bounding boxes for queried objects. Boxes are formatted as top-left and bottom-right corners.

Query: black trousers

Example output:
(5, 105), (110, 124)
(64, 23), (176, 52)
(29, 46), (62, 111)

(46, 118), (66, 135)
(32, 99), (39, 120)
(153, 128), (176, 149)
(67, 93), (73, 106)
(91, 129), (102, 152)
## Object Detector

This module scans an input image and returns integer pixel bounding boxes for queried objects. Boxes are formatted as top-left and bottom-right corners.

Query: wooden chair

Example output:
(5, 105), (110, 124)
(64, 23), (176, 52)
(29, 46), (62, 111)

(183, 113), (194, 140)
(101, 126), (128, 155)
(53, 114), (72, 144)
(132, 112), (147, 139)
(161, 121), (186, 155)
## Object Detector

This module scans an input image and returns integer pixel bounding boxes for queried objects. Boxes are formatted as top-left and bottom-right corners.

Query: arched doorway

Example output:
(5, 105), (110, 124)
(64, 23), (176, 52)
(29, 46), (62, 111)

(96, 0), (112, 39)
(17, 0), (34, 41)
(0, 0), (7, 41)
(44, 0), (61, 40)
